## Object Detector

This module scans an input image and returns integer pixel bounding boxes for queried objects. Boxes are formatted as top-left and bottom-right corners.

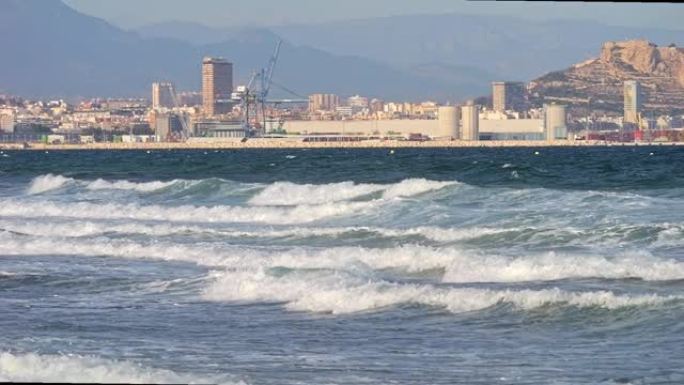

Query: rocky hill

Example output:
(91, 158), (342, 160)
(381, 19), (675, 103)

(529, 40), (684, 115)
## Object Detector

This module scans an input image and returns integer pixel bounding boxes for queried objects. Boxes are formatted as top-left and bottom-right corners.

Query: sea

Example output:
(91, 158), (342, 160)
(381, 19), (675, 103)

(0, 147), (683, 385)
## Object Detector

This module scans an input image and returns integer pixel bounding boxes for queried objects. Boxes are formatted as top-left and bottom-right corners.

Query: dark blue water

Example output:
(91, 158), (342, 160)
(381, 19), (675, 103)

(0, 147), (683, 384)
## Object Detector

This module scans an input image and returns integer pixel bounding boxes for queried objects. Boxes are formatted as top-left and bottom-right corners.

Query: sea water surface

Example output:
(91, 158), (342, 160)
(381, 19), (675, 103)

(0, 147), (683, 384)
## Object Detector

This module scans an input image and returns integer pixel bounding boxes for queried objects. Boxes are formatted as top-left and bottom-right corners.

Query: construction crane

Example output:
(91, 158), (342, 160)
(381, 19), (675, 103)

(232, 40), (307, 138)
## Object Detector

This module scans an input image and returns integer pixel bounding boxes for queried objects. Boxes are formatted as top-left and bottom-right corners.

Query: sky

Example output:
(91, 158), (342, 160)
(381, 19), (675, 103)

(64, 0), (684, 31)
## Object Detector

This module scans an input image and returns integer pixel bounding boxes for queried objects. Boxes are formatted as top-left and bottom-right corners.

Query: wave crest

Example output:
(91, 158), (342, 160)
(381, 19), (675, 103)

(204, 270), (677, 314)
(249, 178), (456, 206)
(27, 174), (74, 195)
(86, 179), (178, 192)
(0, 352), (241, 384)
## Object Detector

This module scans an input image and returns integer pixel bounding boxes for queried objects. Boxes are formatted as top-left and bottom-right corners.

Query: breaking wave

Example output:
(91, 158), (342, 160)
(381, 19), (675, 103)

(0, 199), (376, 225)
(26, 174), (75, 195)
(4, 233), (684, 284)
(248, 178), (456, 206)
(0, 219), (512, 242)
(0, 352), (241, 384)
(204, 269), (679, 314)
(85, 178), (179, 192)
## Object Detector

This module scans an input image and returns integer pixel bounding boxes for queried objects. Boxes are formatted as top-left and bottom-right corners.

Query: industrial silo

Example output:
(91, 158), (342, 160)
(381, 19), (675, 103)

(437, 106), (460, 139)
(461, 101), (479, 141)
(544, 104), (567, 141)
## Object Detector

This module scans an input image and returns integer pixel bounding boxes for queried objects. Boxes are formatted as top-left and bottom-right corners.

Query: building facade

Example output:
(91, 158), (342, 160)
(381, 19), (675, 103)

(492, 81), (526, 113)
(202, 57), (233, 116)
(624, 80), (642, 124)
(308, 94), (340, 113)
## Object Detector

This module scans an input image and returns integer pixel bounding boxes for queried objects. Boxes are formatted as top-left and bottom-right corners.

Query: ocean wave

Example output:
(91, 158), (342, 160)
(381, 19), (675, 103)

(248, 178), (456, 206)
(249, 181), (386, 206)
(0, 352), (242, 384)
(85, 178), (179, 192)
(381, 178), (457, 199)
(26, 174), (75, 195)
(258, 245), (684, 283)
(0, 199), (375, 225)
(203, 269), (678, 314)
(4, 233), (684, 283)
(0, 219), (512, 243)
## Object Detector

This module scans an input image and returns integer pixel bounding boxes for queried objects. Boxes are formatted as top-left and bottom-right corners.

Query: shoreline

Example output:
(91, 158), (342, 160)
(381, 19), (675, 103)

(0, 139), (681, 151)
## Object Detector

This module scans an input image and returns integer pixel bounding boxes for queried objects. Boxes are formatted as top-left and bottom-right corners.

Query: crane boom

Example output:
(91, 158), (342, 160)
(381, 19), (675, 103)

(261, 40), (282, 102)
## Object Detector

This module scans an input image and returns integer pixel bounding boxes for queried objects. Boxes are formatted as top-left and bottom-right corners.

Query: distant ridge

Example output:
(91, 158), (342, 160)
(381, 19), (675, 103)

(0, 0), (484, 101)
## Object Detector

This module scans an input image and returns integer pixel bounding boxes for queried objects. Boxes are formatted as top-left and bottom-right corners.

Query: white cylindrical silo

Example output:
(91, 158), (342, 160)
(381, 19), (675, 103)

(461, 102), (479, 141)
(544, 104), (567, 141)
(438, 106), (459, 139)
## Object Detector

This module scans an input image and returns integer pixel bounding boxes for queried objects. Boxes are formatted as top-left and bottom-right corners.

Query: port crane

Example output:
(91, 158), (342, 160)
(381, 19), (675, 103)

(232, 40), (307, 137)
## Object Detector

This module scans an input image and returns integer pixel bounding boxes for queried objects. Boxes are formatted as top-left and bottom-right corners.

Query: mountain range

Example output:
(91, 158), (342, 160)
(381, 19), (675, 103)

(1, 0), (682, 102)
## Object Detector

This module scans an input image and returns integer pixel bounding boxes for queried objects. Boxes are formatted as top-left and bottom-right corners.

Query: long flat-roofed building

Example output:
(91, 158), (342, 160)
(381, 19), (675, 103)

(202, 57), (233, 116)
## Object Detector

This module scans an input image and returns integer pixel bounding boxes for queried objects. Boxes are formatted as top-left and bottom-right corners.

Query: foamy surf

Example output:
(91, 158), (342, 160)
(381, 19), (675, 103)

(0, 352), (243, 384)
(86, 178), (179, 192)
(26, 174), (75, 195)
(4, 232), (684, 284)
(203, 269), (678, 314)
(0, 199), (377, 225)
(248, 178), (457, 206)
(0, 219), (513, 243)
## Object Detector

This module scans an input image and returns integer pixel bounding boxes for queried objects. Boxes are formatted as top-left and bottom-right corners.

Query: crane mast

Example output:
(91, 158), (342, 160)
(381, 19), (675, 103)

(232, 40), (283, 138)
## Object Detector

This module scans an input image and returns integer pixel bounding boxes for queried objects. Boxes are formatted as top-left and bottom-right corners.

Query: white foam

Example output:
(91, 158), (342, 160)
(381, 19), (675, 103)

(86, 179), (178, 192)
(0, 219), (510, 243)
(381, 178), (456, 199)
(0, 352), (241, 384)
(0, 199), (374, 225)
(26, 174), (74, 195)
(249, 178), (456, 206)
(260, 245), (684, 283)
(204, 269), (677, 314)
(249, 181), (386, 206)
(441, 251), (684, 283)
(4, 232), (684, 283)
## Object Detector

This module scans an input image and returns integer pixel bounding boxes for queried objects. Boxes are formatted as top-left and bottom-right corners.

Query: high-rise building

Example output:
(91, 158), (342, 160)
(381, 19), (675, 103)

(624, 80), (642, 124)
(544, 104), (567, 141)
(202, 57), (233, 116)
(492, 81), (526, 113)
(461, 101), (479, 141)
(308, 94), (339, 113)
(152, 82), (176, 109)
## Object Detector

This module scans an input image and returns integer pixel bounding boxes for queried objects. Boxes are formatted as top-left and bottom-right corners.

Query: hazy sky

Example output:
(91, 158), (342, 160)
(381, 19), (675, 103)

(64, 0), (684, 31)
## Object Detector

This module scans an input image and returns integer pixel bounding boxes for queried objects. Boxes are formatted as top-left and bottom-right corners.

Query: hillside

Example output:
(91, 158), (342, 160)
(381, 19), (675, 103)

(529, 40), (684, 115)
